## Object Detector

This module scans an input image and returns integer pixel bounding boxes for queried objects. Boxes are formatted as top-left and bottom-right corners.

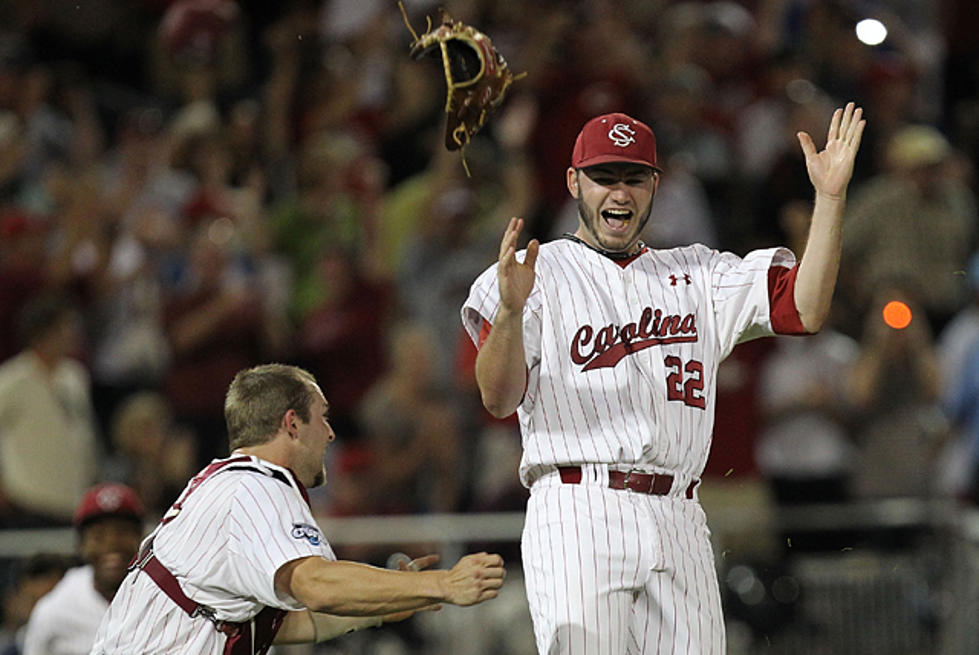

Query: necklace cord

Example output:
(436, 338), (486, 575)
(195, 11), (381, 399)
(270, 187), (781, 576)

(560, 233), (645, 260)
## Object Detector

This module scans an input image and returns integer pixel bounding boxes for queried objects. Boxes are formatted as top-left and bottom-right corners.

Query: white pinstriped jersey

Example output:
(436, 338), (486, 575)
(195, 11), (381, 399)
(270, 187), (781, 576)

(24, 565), (107, 655)
(90, 456), (335, 655)
(462, 239), (804, 487)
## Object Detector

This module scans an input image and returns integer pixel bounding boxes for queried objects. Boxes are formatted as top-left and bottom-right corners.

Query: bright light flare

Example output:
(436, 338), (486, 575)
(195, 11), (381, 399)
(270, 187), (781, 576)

(856, 18), (887, 46)
(882, 300), (912, 330)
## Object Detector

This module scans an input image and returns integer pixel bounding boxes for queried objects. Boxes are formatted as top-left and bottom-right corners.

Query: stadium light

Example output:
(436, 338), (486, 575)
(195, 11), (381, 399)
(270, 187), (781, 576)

(856, 18), (887, 46)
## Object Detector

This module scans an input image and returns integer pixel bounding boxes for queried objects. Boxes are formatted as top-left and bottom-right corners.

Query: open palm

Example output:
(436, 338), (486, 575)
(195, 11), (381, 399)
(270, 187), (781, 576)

(797, 102), (866, 200)
(498, 217), (539, 312)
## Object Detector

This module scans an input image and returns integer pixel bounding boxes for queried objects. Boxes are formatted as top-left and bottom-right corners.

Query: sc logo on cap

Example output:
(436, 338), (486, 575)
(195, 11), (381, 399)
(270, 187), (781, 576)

(608, 123), (636, 148)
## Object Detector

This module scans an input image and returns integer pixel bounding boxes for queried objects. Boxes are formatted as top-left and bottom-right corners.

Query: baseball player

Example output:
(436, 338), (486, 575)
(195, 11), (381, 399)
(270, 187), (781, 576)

(462, 104), (864, 653)
(90, 363), (505, 655)
(23, 483), (145, 655)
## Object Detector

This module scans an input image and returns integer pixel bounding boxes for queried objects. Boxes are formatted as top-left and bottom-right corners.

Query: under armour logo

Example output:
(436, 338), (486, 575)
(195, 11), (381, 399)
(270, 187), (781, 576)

(669, 273), (691, 286)
(608, 123), (636, 148)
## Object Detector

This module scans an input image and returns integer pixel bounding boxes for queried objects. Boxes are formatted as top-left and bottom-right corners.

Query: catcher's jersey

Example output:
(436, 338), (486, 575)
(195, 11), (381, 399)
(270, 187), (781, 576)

(462, 239), (805, 487)
(91, 456), (335, 655)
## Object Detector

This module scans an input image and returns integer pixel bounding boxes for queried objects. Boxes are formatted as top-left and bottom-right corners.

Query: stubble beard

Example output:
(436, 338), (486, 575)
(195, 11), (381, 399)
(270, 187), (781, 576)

(576, 196), (654, 254)
(311, 465), (326, 488)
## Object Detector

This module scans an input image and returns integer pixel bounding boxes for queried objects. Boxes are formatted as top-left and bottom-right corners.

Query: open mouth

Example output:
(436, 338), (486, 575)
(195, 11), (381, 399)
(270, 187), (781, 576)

(601, 208), (633, 231)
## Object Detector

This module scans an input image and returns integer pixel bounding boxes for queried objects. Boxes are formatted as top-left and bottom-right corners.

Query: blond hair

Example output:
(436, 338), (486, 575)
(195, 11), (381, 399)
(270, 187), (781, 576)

(225, 364), (317, 451)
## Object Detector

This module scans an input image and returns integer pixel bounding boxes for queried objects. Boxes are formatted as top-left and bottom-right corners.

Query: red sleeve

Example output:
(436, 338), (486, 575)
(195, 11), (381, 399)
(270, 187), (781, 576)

(477, 319), (493, 349)
(767, 264), (811, 335)
(474, 319), (529, 403)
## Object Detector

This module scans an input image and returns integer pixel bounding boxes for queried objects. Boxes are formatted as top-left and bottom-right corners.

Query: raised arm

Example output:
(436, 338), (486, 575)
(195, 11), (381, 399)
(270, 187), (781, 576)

(474, 217), (539, 417)
(794, 102), (866, 332)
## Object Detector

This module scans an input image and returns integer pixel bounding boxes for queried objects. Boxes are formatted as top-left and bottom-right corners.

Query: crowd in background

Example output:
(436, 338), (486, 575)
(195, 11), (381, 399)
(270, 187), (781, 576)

(2, 0), (979, 648)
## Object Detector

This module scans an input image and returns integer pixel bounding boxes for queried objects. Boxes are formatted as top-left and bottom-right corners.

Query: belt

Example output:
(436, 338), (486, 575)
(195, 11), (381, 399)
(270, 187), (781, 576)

(558, 466), (698, 499)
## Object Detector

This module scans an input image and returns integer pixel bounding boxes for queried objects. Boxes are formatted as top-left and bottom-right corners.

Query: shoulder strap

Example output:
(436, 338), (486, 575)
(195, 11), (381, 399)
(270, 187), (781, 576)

(130, 455), (296, 654)
(133, 551), (286, 655)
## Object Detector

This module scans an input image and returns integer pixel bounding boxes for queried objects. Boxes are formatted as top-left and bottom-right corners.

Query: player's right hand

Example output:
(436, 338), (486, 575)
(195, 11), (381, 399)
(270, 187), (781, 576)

(440, 552), (506, 606)
(497, 217), (539, 313)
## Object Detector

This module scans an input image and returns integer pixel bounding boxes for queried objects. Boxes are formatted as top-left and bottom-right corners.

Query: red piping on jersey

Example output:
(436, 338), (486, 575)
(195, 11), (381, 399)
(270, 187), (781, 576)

(768, 264), (810, 335)
(477, 319), (529, 402)
(612, 246), (648, 268)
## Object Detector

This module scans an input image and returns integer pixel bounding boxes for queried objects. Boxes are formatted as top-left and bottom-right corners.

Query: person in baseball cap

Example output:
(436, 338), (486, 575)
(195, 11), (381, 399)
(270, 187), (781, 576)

(570, 112), (662, 172)
(22, 484), (145, 655)
(566, 112), (663, 258)
(464, 100), (866, 655)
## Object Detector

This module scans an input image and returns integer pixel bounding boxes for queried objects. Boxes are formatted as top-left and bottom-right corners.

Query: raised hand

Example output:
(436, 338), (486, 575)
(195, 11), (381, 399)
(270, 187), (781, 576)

(797, 102), (866, 200)
(439, 552), (506, 606)
(498, 217), (539, 313)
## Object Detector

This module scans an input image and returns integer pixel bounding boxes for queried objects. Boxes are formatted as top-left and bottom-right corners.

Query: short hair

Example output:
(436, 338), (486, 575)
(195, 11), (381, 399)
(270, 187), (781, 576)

(16, 293), (76, 348)
(224, 364), (318, 451)
(110, 391), (171, 452)
(11, 552), (75, 586)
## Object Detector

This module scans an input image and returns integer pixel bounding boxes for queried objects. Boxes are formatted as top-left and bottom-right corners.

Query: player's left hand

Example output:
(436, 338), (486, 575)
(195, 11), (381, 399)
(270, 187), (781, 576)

(797, 101), (866, 200)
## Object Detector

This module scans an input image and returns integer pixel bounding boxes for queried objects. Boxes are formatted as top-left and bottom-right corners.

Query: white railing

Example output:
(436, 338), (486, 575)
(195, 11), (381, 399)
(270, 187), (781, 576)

(4, 501), (979, 654)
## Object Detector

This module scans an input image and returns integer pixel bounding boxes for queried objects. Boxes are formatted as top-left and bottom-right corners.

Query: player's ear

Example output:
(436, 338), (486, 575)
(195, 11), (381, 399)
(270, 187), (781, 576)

(652, 170), (661, 195)
(566, 167), (580, 200)
(282, 409), (299, 438)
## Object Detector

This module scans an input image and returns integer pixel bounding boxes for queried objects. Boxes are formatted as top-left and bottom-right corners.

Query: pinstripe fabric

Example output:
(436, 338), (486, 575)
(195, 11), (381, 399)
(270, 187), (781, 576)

(462, 240), (797, 654)
(90, 456), (334, 654)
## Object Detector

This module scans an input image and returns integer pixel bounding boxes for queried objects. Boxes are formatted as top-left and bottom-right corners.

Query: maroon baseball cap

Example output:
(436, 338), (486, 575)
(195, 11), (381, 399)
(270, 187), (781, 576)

(571, 112), (661, 172)
(73, 483), (145, 529)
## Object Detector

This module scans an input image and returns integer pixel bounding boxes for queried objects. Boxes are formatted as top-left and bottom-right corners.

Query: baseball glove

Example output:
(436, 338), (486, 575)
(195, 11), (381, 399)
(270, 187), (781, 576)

(400, 4), (525, 160)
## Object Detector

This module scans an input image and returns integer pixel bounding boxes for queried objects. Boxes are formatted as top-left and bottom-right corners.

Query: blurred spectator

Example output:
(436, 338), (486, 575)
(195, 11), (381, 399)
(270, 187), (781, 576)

(747, 90), (840, 250)
(936, 253), (979, 499)
(358, 321), (465, 514)
(87, 191), (175, 433)
(842, 125), (978, 333)
(522, 1), (646, 212)
(756, 324), (859, 549)
(296, 246), (393, 440)
(938, 252), (979, 393)
(736, 49), (818, 185)
(756, 199), (859, 502)
(162, 222), (276, 465)
(942, 331), (979, 504)
(0, 554), (73, 655)
(268, 129), (386, 320)
(848, 283), (948, 502)
(395, 115), (534, 382)
(0, 294), (99, 526)
(22, 483), (144, 655)
(151, 0), (248, 108)
(103, 391), (196, 517)
(647, 64), (733, 212)
(0, 209), (49, 363)
(755, 199), (860, 551)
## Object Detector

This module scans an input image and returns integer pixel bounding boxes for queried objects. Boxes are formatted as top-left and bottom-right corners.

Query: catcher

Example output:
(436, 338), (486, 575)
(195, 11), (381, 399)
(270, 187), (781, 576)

(400, 4), (525, 173)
